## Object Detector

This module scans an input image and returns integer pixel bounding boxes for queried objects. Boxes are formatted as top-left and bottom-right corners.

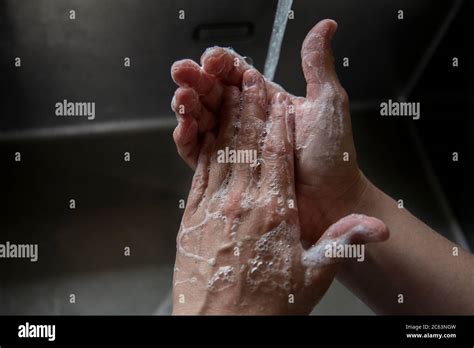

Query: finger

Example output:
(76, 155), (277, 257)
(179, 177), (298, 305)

(172, 87), (215, 132)
(171, 87), (199, 121)
(171, 59), (223, 112)
(260, 92), (294, 188)
(301, 19), (338, 100)
(185, 132), (215, 213)
(208, 86), (241, 193)
(302, 214), (389, 269)
(201, 47), (286, 99)
(201, 47), (250, 86)
(215, 86), (241, 148)
(173, 117), (199, 170)
(299, 214), (388, 295)
(230, 69), (266, 185)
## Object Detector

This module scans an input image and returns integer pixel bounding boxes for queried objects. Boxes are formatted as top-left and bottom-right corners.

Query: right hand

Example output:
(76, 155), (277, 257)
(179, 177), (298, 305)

(173, 72), (389, 315)
(171, 19), (370, 245)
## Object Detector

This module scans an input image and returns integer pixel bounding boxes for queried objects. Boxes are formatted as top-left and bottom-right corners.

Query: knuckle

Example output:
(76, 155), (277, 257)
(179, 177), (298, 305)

(223, 191), (241, 217)
(190, 173), (205, 194)
(171, 95), (177, 112)
(263, 138), (287, 158)
(173, 126), (182, 144)
(265, 197), (286, 225)
(239, 122), (259, 143)
(335, 84), (350, 106)
(222, 86), (241, 108)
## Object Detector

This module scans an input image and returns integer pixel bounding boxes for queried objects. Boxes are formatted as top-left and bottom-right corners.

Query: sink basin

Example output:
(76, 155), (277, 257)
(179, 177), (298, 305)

(1, 0), (471, 315)
(0, 106), (462, 315)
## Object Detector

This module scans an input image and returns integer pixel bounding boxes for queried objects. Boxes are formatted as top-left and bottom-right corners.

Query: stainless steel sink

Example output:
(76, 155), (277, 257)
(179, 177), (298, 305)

(0, 106), (465, 315)
(1, 125), (189, 314)
(1, 0), (472, 315)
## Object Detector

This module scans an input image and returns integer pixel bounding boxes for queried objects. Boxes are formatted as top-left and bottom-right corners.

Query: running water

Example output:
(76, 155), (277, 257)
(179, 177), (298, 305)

(263, 0), (293, 81)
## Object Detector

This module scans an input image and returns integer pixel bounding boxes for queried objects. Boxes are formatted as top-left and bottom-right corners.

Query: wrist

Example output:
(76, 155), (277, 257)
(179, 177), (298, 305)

(327, 171), (386, 226)
(297, 169), (372, 242)
(350, 175), (380, 213)
(314, 170), (373, 223)
(333, 170), (372, 218)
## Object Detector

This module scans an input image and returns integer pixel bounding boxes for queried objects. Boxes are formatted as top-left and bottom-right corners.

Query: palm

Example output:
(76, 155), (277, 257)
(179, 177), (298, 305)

(292, 92), (360, 243)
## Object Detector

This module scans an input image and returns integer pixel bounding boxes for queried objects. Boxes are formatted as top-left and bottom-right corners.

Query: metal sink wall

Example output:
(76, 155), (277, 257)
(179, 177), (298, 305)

(0, 0), (455, 133)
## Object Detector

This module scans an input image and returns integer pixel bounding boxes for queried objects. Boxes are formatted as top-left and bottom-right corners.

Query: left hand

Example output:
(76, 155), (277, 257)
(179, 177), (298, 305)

(171, 19), (368, 246)
(172, 70), (389, 315)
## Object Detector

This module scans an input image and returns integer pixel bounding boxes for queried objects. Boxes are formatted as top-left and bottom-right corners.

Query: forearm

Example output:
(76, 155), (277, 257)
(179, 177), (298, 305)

(337, 176), (474, 314)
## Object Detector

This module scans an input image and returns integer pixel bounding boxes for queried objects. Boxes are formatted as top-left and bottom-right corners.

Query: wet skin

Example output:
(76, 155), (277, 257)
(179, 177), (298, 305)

(172, 70), (389, 315)
(171, 19), (368, 246)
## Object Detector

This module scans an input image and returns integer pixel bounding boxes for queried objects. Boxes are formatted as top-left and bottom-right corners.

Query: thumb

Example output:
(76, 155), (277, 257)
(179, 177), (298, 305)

(292, 214), (388, 311)
(301, 19), (338, 100)
(301, 214), (389, 284)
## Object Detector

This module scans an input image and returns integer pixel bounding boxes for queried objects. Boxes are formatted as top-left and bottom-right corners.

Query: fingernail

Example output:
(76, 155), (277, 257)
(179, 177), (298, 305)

(205, 56), (219, 69)
(202, 49), (225, 74)
(171, 62), (179, 74)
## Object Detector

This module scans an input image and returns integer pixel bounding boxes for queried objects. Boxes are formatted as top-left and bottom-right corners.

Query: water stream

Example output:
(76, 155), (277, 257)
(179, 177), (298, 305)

(263, 0), (293, 81)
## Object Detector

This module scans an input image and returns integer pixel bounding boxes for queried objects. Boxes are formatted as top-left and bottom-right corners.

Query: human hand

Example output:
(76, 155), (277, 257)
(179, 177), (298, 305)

(171, 19), (366, 245)
(172, 70), (388, 315)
